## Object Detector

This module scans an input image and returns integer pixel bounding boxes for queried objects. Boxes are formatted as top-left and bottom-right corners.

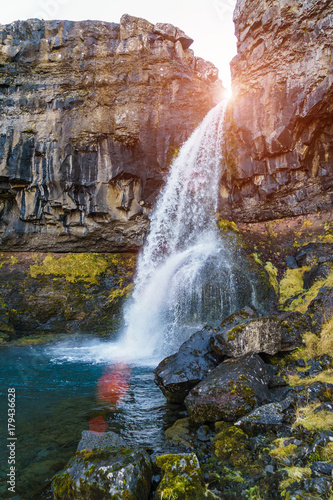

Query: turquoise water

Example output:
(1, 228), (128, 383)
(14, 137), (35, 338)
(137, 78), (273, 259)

(0, 342), (179, 499)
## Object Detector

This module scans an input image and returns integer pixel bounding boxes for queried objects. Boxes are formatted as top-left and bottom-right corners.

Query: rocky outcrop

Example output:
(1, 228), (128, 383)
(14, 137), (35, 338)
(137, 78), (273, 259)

(222, 0), (333, 222)
(0, 15), (222, 252)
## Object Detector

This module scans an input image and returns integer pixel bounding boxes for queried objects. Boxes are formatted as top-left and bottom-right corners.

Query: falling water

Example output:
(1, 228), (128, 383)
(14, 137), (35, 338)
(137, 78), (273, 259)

(49, 101), (264, 366)
(119, 101), (240, 360)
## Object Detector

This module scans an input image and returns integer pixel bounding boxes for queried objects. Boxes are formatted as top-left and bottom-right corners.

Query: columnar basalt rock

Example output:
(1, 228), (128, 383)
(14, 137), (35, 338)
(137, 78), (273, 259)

(0, 15), (222, 252)
(222, 0), (333, 222)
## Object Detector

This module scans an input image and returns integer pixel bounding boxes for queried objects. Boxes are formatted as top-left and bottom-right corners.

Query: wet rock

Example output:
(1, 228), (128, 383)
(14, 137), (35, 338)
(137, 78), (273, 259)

(154, 325), (224, 403)
(296, 359), (306, 368)
(165, 418), (194, 449)
(234, 395), (295, 434)
(308, 354), (333, 370)
(296, 249), (316, 267)
(308, 287), (333, 332)
(154, 453), (205, 500)
(285, 256), (299, 269)
(211, 311), (307, 358)
(154, 307), (257, 403)
(305, 362), (323, 377)
(0, 17), (222, 253)
(310, 462), (333, 477)
(303, 264), (332, 289)
(196, 425), (211, 442)
(52, 430), (153, 500)
(293, 382), (333, 405)
(185, 353), (272, 423)
(77, 430), (125, 451)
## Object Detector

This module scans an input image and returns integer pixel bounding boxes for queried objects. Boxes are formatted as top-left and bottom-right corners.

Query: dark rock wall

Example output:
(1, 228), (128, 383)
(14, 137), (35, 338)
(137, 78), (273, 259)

(0, 15), (222, 252)
(222, 0), (333, 222)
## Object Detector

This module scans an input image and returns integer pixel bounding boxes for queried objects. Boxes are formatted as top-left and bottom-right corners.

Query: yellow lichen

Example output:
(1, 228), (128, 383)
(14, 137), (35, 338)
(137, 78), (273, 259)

(287, 369), (333, 387)
(293, 404), (333, 432)
(279, 466), (311, 490)
(264, 261), (279, 293)
(269, 439), (297, 462)
(279, 267), (310, 307)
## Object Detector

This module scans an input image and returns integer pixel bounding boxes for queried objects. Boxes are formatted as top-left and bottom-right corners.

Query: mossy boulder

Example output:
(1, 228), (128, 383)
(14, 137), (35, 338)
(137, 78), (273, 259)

(154, 307), (257, 403)
(154, 453), (206, 500)
(185, 353), (272, 423)
(213, 422), (252, 472)
(52, 431), (152, 499)
(165, 418), (194, 448)
(211, 311), (308, 358)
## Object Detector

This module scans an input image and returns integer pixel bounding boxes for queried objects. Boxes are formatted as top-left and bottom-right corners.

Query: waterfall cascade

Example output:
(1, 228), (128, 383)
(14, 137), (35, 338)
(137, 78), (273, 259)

(119, 101), (242, 361)
(48, 101), (264, 365)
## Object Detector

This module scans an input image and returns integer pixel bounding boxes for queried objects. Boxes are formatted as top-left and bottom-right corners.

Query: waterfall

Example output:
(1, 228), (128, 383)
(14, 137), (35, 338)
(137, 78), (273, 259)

(119, 101), (239, 360)
(48, 100), (264, 365)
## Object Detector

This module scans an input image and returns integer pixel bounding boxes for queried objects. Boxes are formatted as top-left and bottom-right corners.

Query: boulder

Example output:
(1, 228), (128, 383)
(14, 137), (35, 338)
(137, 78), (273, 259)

(184, 353), (272, 423)
(303, 264), (332, 289)
(210, 311), (308, 358)
(235, 395), (295, 434)
(154, 326), (223, 403)
(154, 307), (257, 403)
(308, 287), (333, 332)
(52, 430), (153, 500)
(154, 453), (205, 500)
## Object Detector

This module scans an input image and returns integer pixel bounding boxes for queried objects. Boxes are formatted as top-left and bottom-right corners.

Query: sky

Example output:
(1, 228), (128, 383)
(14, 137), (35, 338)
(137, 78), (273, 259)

(1, 0), (238, 88)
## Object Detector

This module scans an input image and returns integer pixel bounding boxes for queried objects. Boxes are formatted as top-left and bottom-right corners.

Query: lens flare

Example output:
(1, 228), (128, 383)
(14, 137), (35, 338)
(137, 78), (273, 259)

(97, 363), (131, 405)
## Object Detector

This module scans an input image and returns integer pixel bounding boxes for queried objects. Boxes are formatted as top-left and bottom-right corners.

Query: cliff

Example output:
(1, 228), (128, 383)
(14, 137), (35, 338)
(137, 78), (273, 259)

(0, 15), (222, 252)
(222, 0), (333, 222)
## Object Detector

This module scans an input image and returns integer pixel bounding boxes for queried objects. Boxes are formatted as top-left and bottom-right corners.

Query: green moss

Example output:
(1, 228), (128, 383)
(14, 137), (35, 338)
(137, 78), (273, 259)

(269, 438), (298, 465)
(227, 323), (246, 341)
(29, 253), (112, 285)
(279, 267), (309, 307)
(279, 466), (311, 490)
(213, 425), (252, 472)
(165, 418), (194, 448)
(218, 219), (240, 233)
(264, 261), (279, 293)
(52, 472), (75, 499)
(155, 453), (205, 500)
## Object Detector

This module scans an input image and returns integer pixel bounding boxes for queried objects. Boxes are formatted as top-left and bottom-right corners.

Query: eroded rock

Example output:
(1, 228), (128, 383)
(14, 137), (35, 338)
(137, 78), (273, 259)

(222, 0), (333, 223)
(0, 16), (222, 252)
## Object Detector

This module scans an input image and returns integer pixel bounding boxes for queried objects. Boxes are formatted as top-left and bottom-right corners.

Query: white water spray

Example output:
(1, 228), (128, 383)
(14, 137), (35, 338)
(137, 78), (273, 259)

(48, 101), (261, 365)
(118, 101), (238, 360)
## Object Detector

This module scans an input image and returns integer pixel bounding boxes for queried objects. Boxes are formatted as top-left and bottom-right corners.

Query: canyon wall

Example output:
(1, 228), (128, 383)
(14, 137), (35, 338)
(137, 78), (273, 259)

(0, 15), (222, 252)
(222, 0), (333, 222)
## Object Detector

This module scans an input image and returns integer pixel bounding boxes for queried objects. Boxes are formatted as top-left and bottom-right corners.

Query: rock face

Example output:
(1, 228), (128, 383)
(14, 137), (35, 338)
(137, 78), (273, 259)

(0, 15), (222, 252)
(222, 0), (333, 222)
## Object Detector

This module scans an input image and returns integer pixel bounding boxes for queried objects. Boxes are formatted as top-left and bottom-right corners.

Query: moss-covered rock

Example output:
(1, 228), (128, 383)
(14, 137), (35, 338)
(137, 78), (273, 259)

(154, 453), (206, 500)
(52, 431), (152, 499)
(185, 353), (272, 423)
(0, 252), (136, 341)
